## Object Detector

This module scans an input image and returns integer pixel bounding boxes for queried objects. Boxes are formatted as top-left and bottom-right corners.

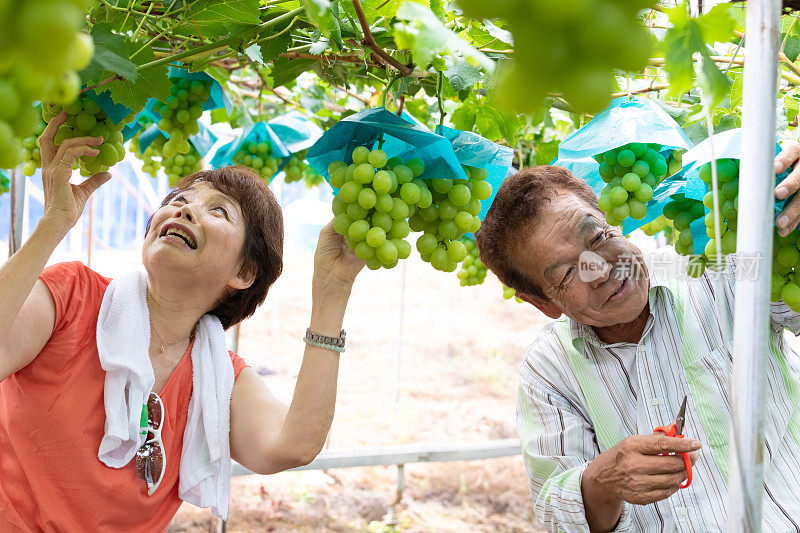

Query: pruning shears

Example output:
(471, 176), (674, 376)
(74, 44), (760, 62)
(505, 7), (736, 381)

(652, 395), (693, 489)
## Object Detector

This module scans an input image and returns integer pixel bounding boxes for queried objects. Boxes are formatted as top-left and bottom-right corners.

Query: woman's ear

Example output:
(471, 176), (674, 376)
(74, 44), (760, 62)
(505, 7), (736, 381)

(516, 291), (563, 319)
(228, 266), (256, 291)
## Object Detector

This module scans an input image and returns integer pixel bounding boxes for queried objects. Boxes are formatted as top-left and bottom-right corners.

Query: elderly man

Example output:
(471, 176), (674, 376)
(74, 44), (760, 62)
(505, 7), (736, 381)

(476, 148), (800, 532)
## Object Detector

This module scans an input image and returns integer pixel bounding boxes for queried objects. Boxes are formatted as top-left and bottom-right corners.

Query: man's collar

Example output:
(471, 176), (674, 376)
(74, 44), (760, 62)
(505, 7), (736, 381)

(567, 255), (676, 353)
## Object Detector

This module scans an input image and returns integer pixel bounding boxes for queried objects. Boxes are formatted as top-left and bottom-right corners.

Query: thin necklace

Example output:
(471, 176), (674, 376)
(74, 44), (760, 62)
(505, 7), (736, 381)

(146, 288), (193, 353)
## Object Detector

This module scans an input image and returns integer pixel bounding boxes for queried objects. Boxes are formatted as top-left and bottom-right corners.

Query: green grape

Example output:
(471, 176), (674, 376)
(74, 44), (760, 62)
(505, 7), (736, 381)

(352, 146), (370, 165)
(368, 149), (388, 169)
(232, 139), (281, 183)
(153, 77), (212, 155)
(162, 142), (202, 187)
(43, 94), (131, 176)
(20, 115), (45, 176)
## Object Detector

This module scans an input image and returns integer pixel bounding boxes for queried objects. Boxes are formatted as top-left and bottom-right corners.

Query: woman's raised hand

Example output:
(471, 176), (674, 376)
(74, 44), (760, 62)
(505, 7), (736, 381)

(313, 219), (365, 288)
(39, 111), (111, 230)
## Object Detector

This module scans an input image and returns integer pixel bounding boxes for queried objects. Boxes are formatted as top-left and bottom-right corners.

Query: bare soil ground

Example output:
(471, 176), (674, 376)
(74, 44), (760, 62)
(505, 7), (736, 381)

(168, 247), (549, 532)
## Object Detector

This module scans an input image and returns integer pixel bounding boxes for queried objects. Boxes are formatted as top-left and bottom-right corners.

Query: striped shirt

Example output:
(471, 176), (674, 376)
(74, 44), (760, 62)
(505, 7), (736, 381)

(518, 254), (800, 532)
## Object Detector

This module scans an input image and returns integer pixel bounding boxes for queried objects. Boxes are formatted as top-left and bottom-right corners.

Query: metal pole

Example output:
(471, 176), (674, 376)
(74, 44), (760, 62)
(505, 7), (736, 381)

(9, 168), (24, 256)
(729, 1), (781, 530)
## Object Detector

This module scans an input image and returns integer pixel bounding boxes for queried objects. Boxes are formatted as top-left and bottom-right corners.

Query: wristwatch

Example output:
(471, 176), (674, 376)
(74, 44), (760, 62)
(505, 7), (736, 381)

(303, 328), (346, 353)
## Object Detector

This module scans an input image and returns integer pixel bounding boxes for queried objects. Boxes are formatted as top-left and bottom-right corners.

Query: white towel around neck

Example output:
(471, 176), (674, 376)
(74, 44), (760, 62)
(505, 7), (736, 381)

(96, 270), (234, 519)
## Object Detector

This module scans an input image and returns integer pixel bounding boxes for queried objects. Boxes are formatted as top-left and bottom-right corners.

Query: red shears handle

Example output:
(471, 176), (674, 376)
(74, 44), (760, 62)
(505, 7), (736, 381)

(653, 424), (693, 489)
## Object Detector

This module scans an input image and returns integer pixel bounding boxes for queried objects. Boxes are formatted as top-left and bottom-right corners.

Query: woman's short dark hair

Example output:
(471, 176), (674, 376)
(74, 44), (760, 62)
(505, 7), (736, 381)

(148, 166), (284, 329)
(476, 165), (599, 302)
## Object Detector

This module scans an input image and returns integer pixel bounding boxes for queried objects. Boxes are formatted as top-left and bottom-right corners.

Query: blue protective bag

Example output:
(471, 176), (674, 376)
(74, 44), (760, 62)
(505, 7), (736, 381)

(211, 122), (291, 169)
(553, 97), (693, 235)
(306, 107), (468, 181)
(267, 111), (324, 154)
(137, 124), (166, 152)
(143, 66), (232, 120)
(434, 124), (514, 221)
(210, 140), (235, 169)
(681, 128), (789, 216)
(558, 97), (693, 159)
(84, 89), (133, 126)
(137, 121), (217, 158)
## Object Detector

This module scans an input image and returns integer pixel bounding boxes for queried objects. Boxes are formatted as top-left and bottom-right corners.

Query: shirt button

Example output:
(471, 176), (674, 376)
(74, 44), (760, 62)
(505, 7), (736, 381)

(651, 397), (659, 406)
(677, 506), (688, 517)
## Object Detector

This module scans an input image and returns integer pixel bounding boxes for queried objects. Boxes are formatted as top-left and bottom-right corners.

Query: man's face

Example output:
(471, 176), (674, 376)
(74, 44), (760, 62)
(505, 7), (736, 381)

(512, 193), (650, 327)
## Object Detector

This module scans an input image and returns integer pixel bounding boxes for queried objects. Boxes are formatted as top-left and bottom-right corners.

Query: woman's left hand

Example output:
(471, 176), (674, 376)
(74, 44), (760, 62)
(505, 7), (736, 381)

(775, 140), (800, 236)
(313, 220), (365, 287)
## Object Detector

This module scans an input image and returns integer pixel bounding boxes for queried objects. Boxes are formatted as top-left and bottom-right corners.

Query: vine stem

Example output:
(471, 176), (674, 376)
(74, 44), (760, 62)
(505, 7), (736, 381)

(380, 74), (402, 108)
(136, 8), (304, 72)
(437, 72), (445, 126)
(80, 75), (123, 95)
(351, 0), (413, 76)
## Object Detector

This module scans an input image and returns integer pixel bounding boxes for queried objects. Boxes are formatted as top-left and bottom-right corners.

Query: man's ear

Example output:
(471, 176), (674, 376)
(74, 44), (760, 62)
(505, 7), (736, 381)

(516, 291), (563, 319)
(228, 266), (256, 291)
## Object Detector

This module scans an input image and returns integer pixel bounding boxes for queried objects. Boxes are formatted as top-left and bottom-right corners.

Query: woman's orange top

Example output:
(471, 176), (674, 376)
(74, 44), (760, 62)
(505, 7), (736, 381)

(0, 261), (248, 532)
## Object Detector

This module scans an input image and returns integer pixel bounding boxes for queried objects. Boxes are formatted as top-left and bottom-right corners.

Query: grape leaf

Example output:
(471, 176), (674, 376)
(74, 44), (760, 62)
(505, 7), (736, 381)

(430, 0), (446, 21)
(697, 3), (736, 43)
(394, 2), (494, 72)
(271, 57), (317, 87)
(98, 40), (171, 112)
(175, 0), (262, 38)
(699, 54), (732, 109)
(443, 55), (481, 91)
(533, 139), (559, 166)
(661, 4), (734, 105)
(451, 95), (519, 145)
(80, 22), (137, 85)
(303, 0), (333, 34)
(784, 35), (800, 63)
(257, 9), (297, 61)
(340, 0), (414, 25)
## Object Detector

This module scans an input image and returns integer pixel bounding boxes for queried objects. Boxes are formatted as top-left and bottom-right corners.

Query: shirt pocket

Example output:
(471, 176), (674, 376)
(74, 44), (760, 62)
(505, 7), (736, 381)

(682, 348), (731, 451)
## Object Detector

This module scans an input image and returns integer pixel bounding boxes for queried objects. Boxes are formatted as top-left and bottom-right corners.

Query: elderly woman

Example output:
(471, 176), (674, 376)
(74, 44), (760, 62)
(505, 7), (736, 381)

(0, 112), (364, 531)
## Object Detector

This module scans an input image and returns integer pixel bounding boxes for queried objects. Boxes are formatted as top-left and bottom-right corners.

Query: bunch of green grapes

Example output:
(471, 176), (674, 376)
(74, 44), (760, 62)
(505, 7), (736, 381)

(456, 238), (488, 286)
(409, 165), (491, 272)
(456, 0), (655, 114)
(0, 1), (93, 168)
(640, 214), (670, 236)
(698, 158), (739, 265)
(129, 133), (164, 178)
(502, 284), (523, 303)
(231, 140), (281, 183)
(284, 152), (308, 184)
(330, 146), (491, 271)
(162, 144), (202, 187)
(595, 143), (670, 227)
(42, 95), (132, 177)
(153, 78), (211, 157)
(304, 171), (324, 188)
(662, 196), (707, 276)
(772, 228), (800, 311)
(330, 147), (416, 270)
(20, 118), (46, 176)
(285, 151), (325, 188)
(667, 149), (684, 177)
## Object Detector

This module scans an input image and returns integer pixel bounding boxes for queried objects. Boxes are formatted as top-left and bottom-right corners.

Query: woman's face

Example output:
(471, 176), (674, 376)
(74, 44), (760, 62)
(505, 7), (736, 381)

(142, 181), (252, 296)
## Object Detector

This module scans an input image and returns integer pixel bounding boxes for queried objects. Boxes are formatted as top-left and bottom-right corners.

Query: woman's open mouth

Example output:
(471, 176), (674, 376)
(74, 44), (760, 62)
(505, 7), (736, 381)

(158, 223), (198, 250)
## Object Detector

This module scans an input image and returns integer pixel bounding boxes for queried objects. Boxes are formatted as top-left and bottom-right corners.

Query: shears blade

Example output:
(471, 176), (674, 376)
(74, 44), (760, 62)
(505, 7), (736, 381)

(675, 395), (687, 435)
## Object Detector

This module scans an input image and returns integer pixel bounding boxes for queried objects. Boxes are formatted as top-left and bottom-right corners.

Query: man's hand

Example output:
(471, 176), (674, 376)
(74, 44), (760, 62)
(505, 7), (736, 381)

(581, 434), (702, 531)
(774, 140), (800, 236)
